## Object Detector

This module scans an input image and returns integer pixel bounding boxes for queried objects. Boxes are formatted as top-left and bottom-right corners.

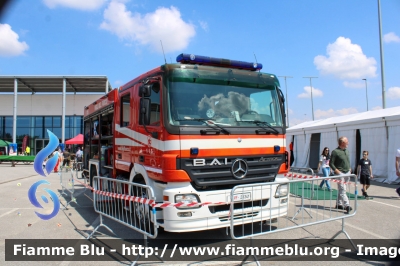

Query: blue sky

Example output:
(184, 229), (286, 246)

(0, 0), (399, 126)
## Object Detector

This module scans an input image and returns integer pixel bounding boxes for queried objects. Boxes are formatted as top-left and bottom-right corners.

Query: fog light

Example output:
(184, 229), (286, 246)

(177, 212), (192, 217)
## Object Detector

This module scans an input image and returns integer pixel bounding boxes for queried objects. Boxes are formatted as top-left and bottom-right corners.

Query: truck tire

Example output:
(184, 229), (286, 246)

(132, 178), (154, 235)
(90, 166), (97, 189)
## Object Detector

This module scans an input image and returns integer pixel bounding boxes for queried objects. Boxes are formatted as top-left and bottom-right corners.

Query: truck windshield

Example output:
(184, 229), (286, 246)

(167, 79), (283, 128)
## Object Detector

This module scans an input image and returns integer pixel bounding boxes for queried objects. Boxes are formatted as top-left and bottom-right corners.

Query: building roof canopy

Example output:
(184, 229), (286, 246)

(0, 76), (112, 94)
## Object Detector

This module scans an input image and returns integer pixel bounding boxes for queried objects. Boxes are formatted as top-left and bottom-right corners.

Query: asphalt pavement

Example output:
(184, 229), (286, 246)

(1, 162), (399, 266)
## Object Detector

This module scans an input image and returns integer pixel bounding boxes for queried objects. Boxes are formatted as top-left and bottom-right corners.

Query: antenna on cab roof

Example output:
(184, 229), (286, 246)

(253, 52), (260, 72)
(160, 40), (167, 64)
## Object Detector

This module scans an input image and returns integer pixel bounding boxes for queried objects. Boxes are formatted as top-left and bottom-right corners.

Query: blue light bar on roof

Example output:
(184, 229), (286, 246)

(176, 53), (263, 71)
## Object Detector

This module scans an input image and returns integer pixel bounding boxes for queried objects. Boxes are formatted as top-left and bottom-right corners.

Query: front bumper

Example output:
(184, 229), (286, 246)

(159, 175), (289, 232)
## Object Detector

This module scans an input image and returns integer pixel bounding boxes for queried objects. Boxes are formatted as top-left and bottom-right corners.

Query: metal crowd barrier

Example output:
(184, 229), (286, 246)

(289, 167), (316, 220)
(58, 165), (88, 209)
(230, 173), (358, 264)
(87, 176), (159, 240)
(73, 161), (84, 177)
(73, 162), (87, 193)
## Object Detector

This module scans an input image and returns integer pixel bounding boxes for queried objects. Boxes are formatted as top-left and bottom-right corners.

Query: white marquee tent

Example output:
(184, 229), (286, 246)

(286, 106), (400, 184)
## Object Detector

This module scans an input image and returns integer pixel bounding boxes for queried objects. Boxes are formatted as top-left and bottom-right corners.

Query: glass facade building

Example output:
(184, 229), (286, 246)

(0, 116), (83, 155)
(0, 76), (112, 155)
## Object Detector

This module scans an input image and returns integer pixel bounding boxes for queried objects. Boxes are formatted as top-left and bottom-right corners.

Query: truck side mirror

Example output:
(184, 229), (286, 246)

(139, 98), (151, 125)
(139, 84), (152, 97)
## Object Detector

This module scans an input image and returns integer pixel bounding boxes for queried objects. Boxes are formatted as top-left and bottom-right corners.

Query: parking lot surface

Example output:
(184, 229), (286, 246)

(1, 163), (399, 266)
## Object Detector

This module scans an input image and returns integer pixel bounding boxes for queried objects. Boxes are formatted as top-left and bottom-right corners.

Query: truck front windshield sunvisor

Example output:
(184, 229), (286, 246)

(175, 118), (230, 134)
(241, 120), (279, 134)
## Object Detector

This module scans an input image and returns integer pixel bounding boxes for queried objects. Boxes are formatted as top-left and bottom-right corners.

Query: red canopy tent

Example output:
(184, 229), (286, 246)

(65, 134), (84, 145)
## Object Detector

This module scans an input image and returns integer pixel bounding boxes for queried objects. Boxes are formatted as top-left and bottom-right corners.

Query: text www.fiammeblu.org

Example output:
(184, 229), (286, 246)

(122, 244), (346, 259)
(122, 244), (400, 259)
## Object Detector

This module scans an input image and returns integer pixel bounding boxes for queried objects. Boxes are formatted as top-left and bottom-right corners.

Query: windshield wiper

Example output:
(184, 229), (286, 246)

(242, 120), (279, 135)
(176, 117), (230, 134)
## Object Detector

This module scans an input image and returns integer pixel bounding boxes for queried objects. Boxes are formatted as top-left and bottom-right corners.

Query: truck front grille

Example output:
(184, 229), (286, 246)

(177, 155), (283, 187)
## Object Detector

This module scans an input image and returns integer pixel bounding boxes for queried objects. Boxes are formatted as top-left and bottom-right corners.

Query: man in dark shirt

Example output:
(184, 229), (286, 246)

(330, 136), (352, 214)
(62, 149), (71, 168)
(357, 151), (373, 198)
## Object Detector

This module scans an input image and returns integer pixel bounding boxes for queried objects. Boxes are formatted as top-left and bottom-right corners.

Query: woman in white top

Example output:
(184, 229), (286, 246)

(317, 147), (332, 191)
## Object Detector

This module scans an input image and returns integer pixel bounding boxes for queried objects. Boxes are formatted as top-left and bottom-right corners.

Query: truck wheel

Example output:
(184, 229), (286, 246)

(81, 171), (87, 180)
(90, 167), (97, 189)
(132, 179), (154, 235)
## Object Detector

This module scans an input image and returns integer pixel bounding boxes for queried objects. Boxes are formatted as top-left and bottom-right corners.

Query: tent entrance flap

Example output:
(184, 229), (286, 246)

(309, 133), (321, 169)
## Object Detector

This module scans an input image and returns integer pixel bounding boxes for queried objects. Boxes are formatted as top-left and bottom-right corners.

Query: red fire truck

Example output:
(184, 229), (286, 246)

(83, 54), (289, 232)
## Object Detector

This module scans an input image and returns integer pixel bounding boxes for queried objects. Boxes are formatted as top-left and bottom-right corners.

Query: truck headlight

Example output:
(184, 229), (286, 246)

(175, 194), (201, 209)
(275, 184), (288, 198)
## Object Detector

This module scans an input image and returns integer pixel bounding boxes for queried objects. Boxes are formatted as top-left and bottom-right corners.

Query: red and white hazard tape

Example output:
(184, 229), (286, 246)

(72, 177), (228, 208)
(72, 173), (354, 209)
(73, 178), (94, 190)
(94, 190), (228, 208)
(284, 173), (352, 184)
(330, 179), (351, 185)
(284, 173), (317, 179)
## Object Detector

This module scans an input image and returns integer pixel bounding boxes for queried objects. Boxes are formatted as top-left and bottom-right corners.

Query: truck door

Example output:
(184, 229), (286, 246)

(115, 91), (132, 172)
(137, 79), (163, 180)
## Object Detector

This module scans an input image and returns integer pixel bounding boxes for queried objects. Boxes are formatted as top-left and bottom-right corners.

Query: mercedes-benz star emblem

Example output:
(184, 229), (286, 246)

(231, 159), (248, 179)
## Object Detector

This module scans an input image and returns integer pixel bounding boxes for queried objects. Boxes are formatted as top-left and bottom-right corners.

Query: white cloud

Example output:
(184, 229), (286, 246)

(114, 80), (124, 86)
(289, 117), (310, 126)
(343, 81), (366, 89)
(0, 24), (29, 57)
(387, 87), (400, 99)
(314, 37), (377, 79)
(297, 86), (323, 98)
(43, 0), (106, 10)
(100, 1), (195, 53)
(384, 32), (400, 43)
(372, 106), (382, 111)
(199, 20), (209, 32)
(314, 107), (358, 119)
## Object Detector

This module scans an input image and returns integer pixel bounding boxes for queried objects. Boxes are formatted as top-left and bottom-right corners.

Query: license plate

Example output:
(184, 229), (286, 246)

(233, 192), (251, 202)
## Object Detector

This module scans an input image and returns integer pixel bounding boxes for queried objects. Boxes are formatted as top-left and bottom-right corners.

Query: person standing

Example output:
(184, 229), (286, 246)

(317, 147), (332, 191)
(357, 151), (373, 198)
(329, 136), (352, 214)
(53, 148), (62, 173)
(62, 148), (71, 168)
(75, 147), (83, 171)
(396, 148), (400, 197)
(25, 146), (30, 155)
